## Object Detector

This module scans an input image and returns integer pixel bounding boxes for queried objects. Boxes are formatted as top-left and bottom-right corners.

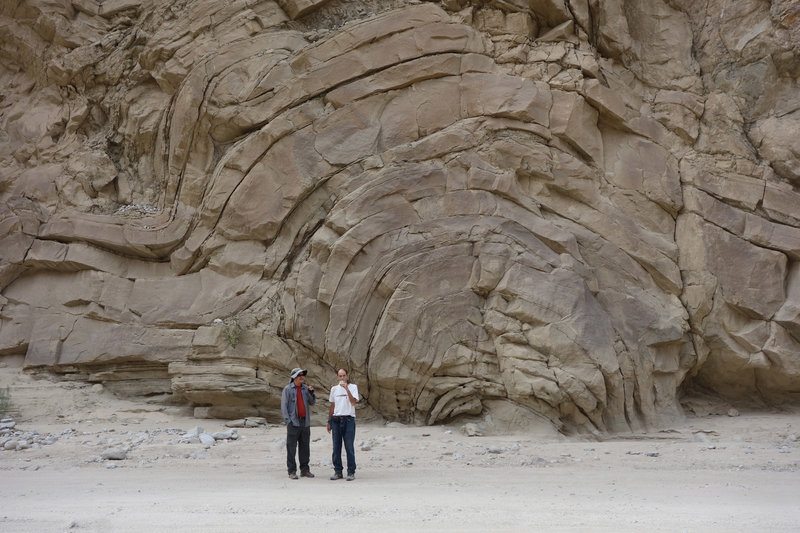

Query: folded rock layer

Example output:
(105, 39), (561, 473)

(1, 0), (798, 433)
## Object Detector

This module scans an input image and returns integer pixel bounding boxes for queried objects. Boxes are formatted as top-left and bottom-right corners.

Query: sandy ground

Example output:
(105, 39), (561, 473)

(1, 364), (798, 533)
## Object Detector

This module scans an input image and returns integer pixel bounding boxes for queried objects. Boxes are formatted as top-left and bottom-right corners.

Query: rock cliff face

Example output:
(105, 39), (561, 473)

(1, 0), (799, 434)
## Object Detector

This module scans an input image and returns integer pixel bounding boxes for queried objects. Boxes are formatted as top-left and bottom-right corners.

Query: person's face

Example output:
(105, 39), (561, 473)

(294, 374), (305, 386)
(337, 370), (348, 382)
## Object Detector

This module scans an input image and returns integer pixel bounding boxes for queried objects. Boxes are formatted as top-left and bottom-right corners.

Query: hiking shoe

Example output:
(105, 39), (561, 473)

(330, 472), (343, 480)
(288, 472), (298, 480)
(346, 473), (355, 481)
(300, 471), (315, 478)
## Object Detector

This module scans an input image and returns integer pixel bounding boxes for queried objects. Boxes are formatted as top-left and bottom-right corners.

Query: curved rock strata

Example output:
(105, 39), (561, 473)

(1, 0), (799, 434)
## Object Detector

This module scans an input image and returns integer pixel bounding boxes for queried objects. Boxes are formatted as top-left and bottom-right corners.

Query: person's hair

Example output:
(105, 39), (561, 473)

(337, 368), (348, 376)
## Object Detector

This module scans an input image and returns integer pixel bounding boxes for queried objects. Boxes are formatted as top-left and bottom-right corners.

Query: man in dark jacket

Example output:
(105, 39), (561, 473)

(281, 367), (316, 479)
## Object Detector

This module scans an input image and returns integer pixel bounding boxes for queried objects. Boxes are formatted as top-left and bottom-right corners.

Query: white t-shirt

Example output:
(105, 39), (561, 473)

(329, 383), (359, 417)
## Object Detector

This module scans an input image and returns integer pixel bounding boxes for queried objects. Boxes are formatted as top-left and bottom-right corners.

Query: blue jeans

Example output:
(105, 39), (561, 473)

(331, 416), (356, 475)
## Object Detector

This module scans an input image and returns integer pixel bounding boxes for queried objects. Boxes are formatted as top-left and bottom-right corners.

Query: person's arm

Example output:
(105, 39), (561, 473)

(345, 383), (357, 406)
(327, 400), (335, 434)
(280, 386), (290, 424)
(306, 384), (316, 406)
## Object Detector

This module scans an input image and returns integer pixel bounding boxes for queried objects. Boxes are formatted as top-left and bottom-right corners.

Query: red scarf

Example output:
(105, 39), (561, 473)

(296, 385), (306, 418)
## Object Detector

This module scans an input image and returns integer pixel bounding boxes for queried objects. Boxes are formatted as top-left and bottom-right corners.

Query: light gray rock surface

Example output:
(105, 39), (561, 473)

(1, 0), (799, 435)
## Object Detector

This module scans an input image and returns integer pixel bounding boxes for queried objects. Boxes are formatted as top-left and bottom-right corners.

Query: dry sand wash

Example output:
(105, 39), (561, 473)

(1, 365), (798, 532)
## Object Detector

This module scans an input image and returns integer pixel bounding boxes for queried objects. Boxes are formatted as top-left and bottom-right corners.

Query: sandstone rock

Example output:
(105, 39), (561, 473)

(462, 423), (483, 437)
(211, 429), (238, 441)
(549, 90), (603, 166)
(225, 417), (267, 428)
(749, 112), (800, 183)
(199, 433), (216, 448)
(101, 449), (127, 460)
(1, 0), (799, 436)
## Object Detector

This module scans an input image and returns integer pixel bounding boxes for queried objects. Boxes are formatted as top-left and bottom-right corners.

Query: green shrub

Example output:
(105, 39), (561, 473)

(0, 387), (10, 418)
(222, 315), (246, 349)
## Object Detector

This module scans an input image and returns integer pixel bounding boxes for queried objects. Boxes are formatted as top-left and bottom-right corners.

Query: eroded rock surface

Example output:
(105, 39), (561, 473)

(1, 0), (799, 434)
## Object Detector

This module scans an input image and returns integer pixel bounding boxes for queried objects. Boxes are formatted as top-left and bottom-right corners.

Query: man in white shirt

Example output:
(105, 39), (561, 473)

(327, 368), (359, 480)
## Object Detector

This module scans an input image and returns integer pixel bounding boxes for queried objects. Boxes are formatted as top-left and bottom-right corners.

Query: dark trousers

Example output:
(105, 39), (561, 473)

(286, 422), (310, 474)
(331, 416), (356, 475)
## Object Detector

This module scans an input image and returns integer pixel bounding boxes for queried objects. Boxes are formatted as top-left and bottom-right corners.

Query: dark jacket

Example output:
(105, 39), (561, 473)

(281, 382), (316, 427)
